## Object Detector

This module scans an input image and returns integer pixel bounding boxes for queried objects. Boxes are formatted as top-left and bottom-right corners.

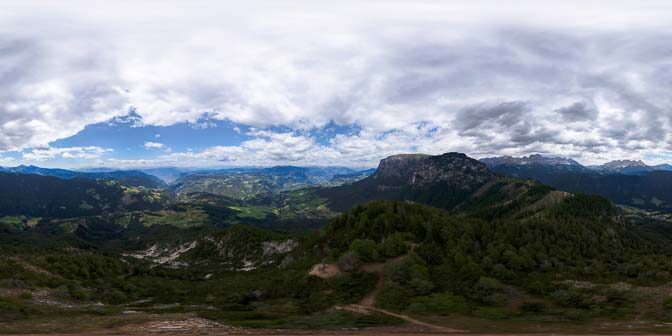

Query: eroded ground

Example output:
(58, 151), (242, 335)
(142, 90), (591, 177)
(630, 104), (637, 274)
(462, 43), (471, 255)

(5, 313), (672, 336)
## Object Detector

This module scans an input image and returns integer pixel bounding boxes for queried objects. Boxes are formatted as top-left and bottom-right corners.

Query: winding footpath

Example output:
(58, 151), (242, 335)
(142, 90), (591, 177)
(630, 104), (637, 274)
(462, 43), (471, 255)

(313, 254), (464, 333)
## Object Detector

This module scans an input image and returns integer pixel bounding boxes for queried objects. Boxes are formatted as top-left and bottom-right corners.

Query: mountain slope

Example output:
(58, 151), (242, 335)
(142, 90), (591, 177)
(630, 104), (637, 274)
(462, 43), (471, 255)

(321, 197), (649, 277)
(171, 166), (370, 199)
(329, 168), (377, 185)
(0, 165), (165, 188)
(0, 172), (167, 218)
(316, 198), (670, 316)
(480, 154), (585, 169)
(590, 159), (655, 175)
(316, 152), (558, 219)
(483, 156), (672, 211)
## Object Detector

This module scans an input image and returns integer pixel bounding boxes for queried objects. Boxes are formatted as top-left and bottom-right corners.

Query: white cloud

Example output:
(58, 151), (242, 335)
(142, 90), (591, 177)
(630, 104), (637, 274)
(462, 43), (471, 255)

(0, 155), (17, 167)
(22, 146), (113, 161)
(1, 1), (672, 165)
(96, 122), (672, 168)
(144, 142), (166, 150)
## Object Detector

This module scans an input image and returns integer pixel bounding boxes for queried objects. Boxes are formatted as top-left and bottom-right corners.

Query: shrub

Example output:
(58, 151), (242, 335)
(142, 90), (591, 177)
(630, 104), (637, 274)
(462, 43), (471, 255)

(327, 272), (377, 304)
(377, 281), (411, 310)
(379, 233), (408, 258)
(349, 239), (379, 262)
(0, 297), (22, 314)
(551, 289), (589, 308)
(384, 256), (434, 296)
(69, 287), (91, 301)
(18, 291), (32, 300)
(0, 297), (33, 321)
(663, 297), (672, 310)
(520, 301), (545, 313)
(101, 289), (128, 304)
(471, 277), (505, 305)
(407, 292), (467, 314)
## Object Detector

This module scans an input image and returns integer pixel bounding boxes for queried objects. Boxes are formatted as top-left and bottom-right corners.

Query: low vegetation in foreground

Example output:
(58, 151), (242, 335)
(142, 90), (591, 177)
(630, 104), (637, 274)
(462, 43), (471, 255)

(4, 196), (672, 333)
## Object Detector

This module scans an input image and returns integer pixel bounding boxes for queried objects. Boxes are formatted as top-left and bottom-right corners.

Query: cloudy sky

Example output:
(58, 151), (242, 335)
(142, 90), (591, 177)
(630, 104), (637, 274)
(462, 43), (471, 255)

(1, 0), (672, 168)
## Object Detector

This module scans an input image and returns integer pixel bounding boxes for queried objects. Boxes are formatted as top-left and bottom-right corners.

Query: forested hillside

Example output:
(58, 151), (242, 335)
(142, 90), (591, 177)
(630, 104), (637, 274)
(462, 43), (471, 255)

(0, 165), (165, 188)
(488, 164), (672, 211)
(0, 173), (167, 218)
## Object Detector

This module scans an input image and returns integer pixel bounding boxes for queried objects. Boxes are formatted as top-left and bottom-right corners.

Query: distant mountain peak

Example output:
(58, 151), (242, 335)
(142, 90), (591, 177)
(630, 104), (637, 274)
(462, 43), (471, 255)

(588, 159), (655, 175)
(600, 159), (648, 169)
(373, 152), (494, 189)
(654, 164), (672, 171)
(480, 154), (583, 167)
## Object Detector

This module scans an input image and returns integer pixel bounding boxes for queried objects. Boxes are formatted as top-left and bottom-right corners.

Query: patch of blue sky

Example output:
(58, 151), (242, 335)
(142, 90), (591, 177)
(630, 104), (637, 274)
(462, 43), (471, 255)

(51, 115), (253, 157)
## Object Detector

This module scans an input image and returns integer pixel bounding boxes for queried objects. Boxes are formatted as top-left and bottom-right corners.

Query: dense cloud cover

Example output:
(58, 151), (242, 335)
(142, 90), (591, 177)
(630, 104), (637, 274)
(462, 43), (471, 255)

(1, 1), (672, 167)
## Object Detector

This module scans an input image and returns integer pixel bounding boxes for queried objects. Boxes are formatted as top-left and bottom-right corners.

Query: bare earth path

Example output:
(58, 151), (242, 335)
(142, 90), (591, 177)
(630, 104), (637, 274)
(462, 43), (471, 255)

(338, 304), (463, 333)
(311, 254), (464, 333)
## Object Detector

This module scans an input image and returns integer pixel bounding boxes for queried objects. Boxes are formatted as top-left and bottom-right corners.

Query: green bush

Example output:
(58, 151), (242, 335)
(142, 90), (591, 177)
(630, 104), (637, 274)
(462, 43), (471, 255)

(101, 289), (128, 304)
(377, 281), (411, 310)
(519, 301), (545, 313)
(326, 272), (377, 304)
(550, 289), (590, 309)
(385, 256), (434, 296)
(0, 297), (23, 313)
(663, 297), (672, 310)
(18, 291), (32, 300)
(0, 297), (34, 321)
(471, 277), (505, 305)
(349, 239), (379, 262)
(378, 233), (408, 258)
(407, 292), (467, 314)
(69, 287), (91, 301)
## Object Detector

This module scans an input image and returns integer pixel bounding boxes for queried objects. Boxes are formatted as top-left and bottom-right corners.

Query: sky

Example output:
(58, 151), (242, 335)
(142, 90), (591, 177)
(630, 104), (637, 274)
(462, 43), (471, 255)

(1, 0), (672, 168)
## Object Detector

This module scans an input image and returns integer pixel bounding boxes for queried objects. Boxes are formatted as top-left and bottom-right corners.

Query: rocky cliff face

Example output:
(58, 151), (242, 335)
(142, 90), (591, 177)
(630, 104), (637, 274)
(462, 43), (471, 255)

(480, 154), (583, 168)
(316, 152), (558, 214)
(372, 152), (495, 190)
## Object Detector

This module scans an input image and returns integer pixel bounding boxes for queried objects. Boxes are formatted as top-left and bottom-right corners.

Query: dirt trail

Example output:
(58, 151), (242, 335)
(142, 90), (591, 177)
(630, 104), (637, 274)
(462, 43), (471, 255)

(357, 253), (408, 307)
(339, 304), (463, 333)
(359, 262), (385, 306)
(311, 251), (462, 333)
(309, 262), (342, 278)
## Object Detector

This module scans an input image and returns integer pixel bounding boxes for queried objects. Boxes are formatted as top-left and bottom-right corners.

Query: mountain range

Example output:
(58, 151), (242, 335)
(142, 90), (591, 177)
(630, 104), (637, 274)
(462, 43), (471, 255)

(481, 154), (672, 175)
(170, 166), (375, 200)
(481, 154), (672, 211)
(3, 152), (672, 332)
(0, 165), (165, 188)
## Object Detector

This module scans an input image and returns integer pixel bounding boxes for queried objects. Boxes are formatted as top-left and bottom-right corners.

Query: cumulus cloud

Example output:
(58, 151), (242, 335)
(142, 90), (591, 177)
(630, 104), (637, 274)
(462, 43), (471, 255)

(0, 155), (17, 166)
(108, 126), (442, 168)
(144, 142), (166, 149)
(1, 1), (672, 165)
(22, 146), (112, 161)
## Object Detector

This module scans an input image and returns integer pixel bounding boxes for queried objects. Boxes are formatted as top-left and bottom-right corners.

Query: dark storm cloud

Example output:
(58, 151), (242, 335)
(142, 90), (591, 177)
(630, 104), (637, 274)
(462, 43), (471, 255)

(455, 101), (531, 131)
(554, 102), (597, 122)
(0, 38), (42, 85)
(367, 26), (672, 161)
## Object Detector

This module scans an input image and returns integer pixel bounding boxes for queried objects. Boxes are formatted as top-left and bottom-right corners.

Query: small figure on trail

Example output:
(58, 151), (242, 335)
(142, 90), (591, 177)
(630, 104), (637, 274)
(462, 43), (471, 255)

(321, 257), (327, 273)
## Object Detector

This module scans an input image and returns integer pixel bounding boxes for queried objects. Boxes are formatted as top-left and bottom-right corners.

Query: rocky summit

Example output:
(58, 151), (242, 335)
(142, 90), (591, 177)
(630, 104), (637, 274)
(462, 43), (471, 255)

(372, 152), (495, 190)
